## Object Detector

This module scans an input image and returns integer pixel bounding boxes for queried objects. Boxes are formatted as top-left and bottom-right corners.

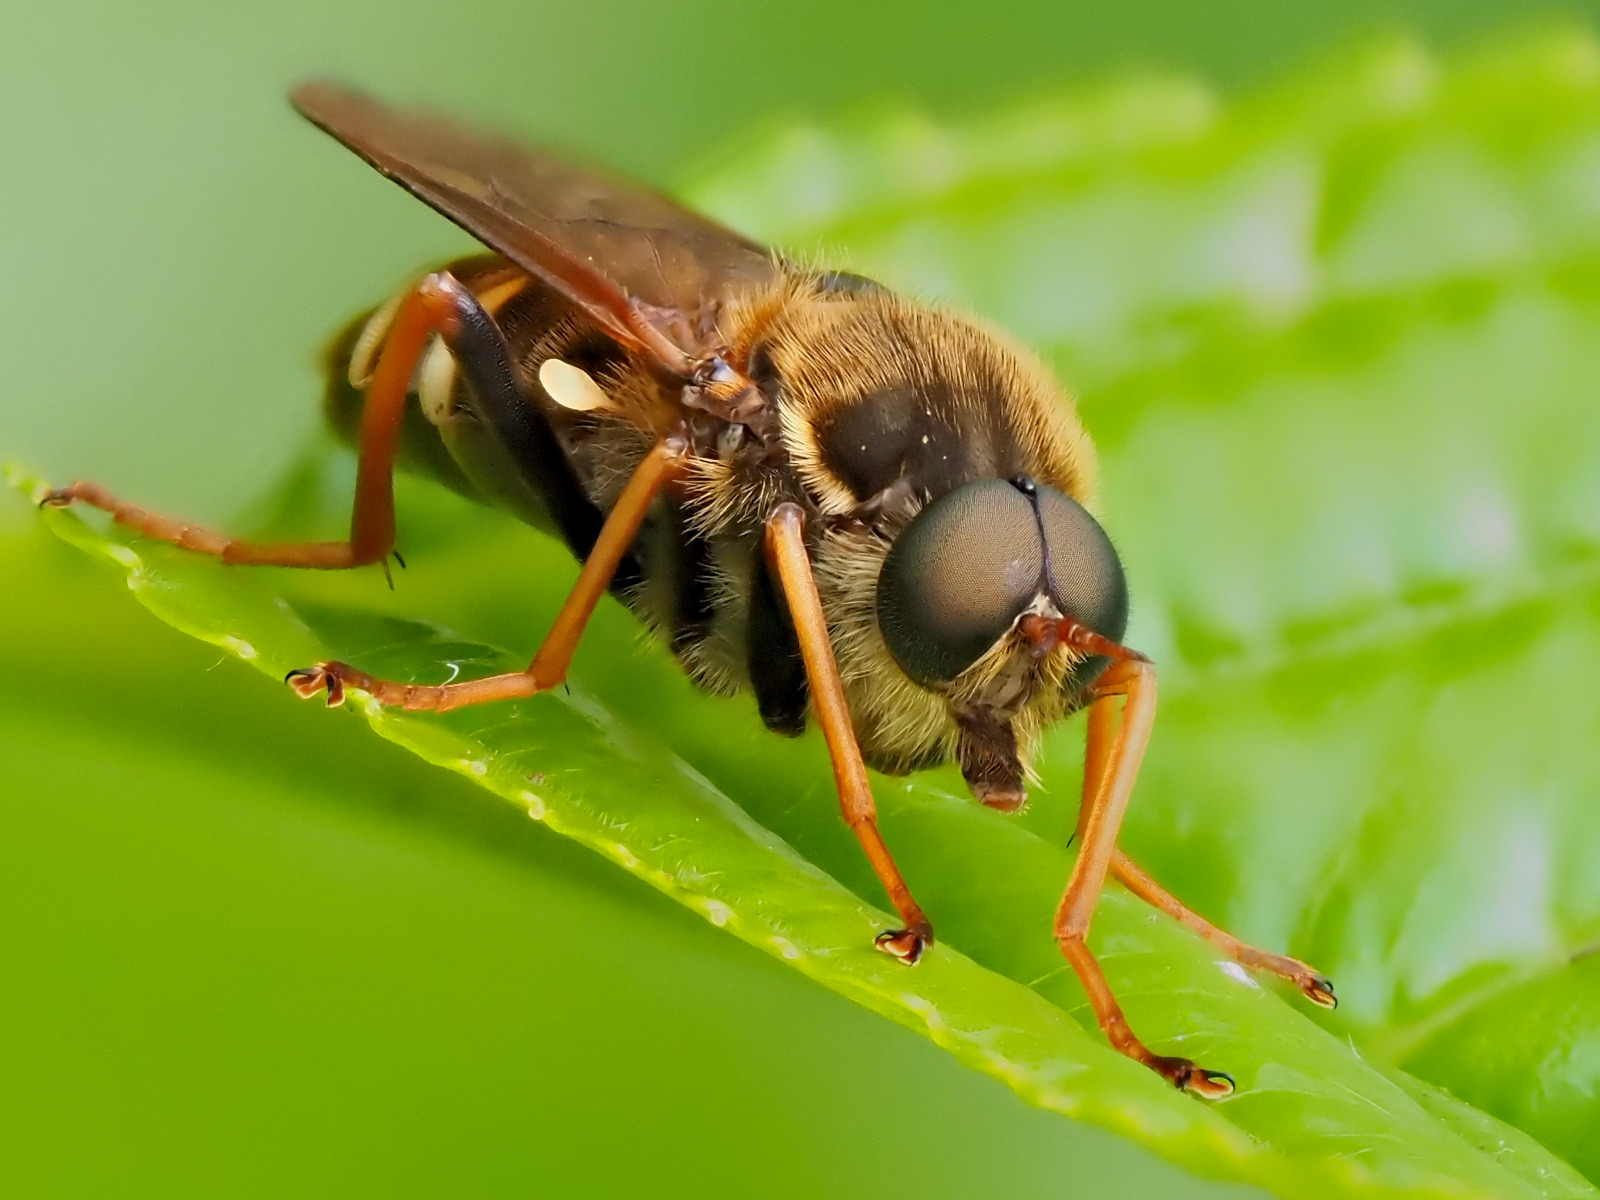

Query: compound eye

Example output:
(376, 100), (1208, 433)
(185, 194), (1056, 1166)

(877, 479), (1041, 686)
(1035, 487), (1129, 644)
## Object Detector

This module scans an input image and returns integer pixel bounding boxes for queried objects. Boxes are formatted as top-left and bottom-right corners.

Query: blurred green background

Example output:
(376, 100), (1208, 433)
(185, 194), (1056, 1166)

(5, 2), (1598, 1197)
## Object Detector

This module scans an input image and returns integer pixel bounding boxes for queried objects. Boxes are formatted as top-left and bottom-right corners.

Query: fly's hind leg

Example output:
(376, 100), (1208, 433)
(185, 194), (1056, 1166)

(43, 272), (480, 570)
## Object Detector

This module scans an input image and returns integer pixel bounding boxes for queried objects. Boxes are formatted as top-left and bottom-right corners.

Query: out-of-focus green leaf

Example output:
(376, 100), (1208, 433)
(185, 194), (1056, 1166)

(22, 27), (1600, 1200)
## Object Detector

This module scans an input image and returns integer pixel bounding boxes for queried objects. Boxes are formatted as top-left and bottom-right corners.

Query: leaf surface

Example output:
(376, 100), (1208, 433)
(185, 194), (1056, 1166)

(22, 28), (1600, 1199)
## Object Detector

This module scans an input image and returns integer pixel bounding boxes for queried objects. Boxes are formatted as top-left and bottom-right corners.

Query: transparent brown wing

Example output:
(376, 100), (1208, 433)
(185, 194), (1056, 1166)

(291, 81), (779, 375)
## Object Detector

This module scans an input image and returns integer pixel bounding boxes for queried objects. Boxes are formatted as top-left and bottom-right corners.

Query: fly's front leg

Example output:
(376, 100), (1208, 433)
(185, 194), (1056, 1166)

(45, 272), (500, 569)
(1108, 853), (1336, 1009)
(765, 503), (933, 964)
(1072, 684), (1337, 1009)
(1055, 644), (1235, 1098)
(288, 434), (687, 710)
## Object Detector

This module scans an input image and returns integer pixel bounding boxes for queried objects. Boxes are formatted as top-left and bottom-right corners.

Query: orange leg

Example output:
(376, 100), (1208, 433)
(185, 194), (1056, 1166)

(1054, 646), (1235, 1098)
(43, 272), (479, 569)
(287, 434), (687, 710)
(1071, 684), (1336, 1010)
(765, 502), (933, 964)
(1109, 854), (1335, 1009)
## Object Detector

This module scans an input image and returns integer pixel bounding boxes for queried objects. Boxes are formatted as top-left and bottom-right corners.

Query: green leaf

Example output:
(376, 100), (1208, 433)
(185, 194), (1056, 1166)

(19, 27), (1600, 1200)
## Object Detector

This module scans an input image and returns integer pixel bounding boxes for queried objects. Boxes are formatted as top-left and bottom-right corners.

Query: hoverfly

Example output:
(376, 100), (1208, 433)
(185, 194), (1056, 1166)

(46, 84), (1337, 1097)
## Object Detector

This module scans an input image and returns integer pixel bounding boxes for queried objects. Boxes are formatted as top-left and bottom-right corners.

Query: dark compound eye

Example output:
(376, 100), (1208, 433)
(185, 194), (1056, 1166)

(876, 478), (1129, 687)
(877, 479), (1041, 685)
(1034, 486), (1128, 646)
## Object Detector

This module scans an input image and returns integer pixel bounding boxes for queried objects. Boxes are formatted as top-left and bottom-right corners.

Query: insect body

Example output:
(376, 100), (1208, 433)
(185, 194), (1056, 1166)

(46, 84), (1337, 1097)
